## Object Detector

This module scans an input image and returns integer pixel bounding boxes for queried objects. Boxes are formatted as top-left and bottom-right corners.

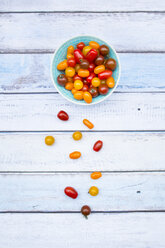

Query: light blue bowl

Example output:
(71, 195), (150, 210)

(51, 36), (121, 105)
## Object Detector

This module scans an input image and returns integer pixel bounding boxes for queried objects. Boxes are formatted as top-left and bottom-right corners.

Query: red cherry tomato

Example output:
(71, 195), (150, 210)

(88, 63), (95, 73)
(74, 49), (85, 63)
(67, 57), (76, 67)
(57, 110), (69, 121)
(64, 187), (78, 199)
(83, 78), (90, 85)
(93, 140), (103, 152)
(77, 42), (85, 50)
(86, 72), (96, 83)
(73, 74), (82, 82)
(98, 70), (112, 80)
(98, 84), (109, 95)
(86, 49), (98, 63)
(82, 84), (89, 91)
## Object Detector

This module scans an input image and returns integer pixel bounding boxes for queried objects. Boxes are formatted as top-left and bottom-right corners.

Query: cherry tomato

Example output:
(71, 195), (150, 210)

(75, 64), (81, 73)
(82, 84), (89, 91)
(86, 72), (96, 83)
(93, 140), (103, 152)
(92, 77), (101, 87)
(73, 74), (82, 82)
(65, 67), (75, 78)
(74, 49), (85, 63)
(88, 86), (99, 98)
(88, 63), (95, 73)
(69, 151), (81, 159)
(98, 70), (112, 80)
(74, 91), (84, 100)
(78, 69), (90, 78)
(89, 186), (99, 196)
(94, 55), (104, 66)
(94, 65), (105, 74)
(57, 74), (68, 86)
(82, 46), (92, 56)
(91, 172), (102, 179)
(98, 84), (109, 95)
(106, 76), (115, 88)
(86, 49), (98, 63)
(67, 45), (74, 54)
(66, 53), (74, 59)
(77, 42), (85, 50)
(57, 110), (69, 121)
(67, 77), (73, 83)
(89, 41), (100, 50)
(67, 57), (76, 67)
(45, 136), (55, 146)
(57, 59), (68, 70)
(105, 58), (116, 70)
(81, 205), (91, 218)
(71, 88), (77, 94)
(64, 187), (78, 199)
(72, 131), (82, 140)
(83, 91), (92, 104)
(74, 80), (83, 90)
(80, 59), (89, 69)
(83, 79), (90, 85)
(65, 82), (74, 91)
(83, 119), (94, 129)
(99, 45), (109, 56)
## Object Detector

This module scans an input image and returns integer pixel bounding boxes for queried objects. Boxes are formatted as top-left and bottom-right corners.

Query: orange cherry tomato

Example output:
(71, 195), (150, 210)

(74, 91), (84, 100)
(45, 136), (55, 146)
(69, 151), (81, 159)
(106, 76), (115, 88)
(65, 82), (74, 91)
(74, 80), (83, 90)
(78, 69), (90, 78)
(91, 172), (102, 180)
(94, 65), (105, 74)
(71, 88), (77, 94)
(67, 53), (74, 59)
(83, 119), (94, 129)
(67, 45), (74, 54)
(65, 67), (75, 78)
(89, 41), (100, 50)
(83, 91), (92, 104)
(57, 60), (68, 70)
(92, 77), (101, 87)
(82, 46), (92, 56)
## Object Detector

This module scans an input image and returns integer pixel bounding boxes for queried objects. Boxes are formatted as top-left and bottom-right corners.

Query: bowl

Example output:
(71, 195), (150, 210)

(51, 36), (121, 105)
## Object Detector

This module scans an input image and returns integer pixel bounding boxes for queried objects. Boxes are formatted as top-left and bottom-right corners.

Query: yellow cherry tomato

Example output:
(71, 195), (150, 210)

(74, 91), (84, 100)
(94, 65), (105, 74)
(69, 151), (81, 159)
(106, 76), (115, 88)
(78, 69), (90, 78)
(91, 172), (102, 180)
(74, 80), (83, 90)
(65, 82), (74, 91)
(82, 46), (92, 56)
(65, 67), (75, 78)
(45, 136), (55, 146)
(75, 64), (81, 73)
(67, 53), (74, 59)
(92, 77), (101, 87)
(72, 131), (82, 141)
(83, 91), (92, 104)
(67, 45), (74, 54)
(71, 88), (77, 94)
(89, 41), (100, 50)
(57, 60), (68, 70)
(89, 186), (99, 196)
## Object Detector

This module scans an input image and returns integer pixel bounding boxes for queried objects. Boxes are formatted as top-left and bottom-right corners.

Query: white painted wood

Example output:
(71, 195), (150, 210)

(0, 93), (164, 131)
(0, 13), (165, 52)
(0, 172), (165, 211)
(0, 0), (164, 11)
(1, 213), (165, 248)
(0, 132), (165, 172)
(0, 53), (165, 93)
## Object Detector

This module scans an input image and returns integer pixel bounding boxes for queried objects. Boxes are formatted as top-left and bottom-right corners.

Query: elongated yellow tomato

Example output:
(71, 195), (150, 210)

(89, 186), (99, 196)
(45, 136), (55, 146)
(89, 41), (100, 50)
(67, 45), (74, 54)
(83, 91), (92, 104)
(65, 67), (75, 77)
(72, 131), (82, 141)
(82, 46), (92, 56)
(74, 80), (83, 90)
(83, 119), (94, 129)
(91, 172), (102, 180)
(94, 65), (105, 74)
(92, 77), (101, 87)
(69, 151), (81, 159)
(106, 76), (115, 88)
(57, 60), (68, 70)
(78, 69), (90, 78)
(65, 82), (74, 91)
(74, 91), (84, 100)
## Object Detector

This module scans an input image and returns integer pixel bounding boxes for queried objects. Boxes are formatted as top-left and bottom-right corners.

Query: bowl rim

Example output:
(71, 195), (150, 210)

(51, 35), (121, 105)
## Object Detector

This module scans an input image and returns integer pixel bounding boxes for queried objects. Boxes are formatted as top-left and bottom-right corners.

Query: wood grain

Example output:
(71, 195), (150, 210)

(0, 132), (165, 172)
(0, 93), (164, 131)
(0, 172), (165, 211)
(0, 53), (164, 93)
(0, 13), (165, 52)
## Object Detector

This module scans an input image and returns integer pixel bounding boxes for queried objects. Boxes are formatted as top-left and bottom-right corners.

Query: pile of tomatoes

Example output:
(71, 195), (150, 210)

(57, 41), (117, 104)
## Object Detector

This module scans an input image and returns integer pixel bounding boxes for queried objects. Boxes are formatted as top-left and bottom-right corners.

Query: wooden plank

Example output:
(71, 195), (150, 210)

(0, 0), (165, 12)
(0, 132), (165, 172)
(0, 93), (164, 131)
(0, 13), (165, 52)
(0, 172), (165, 211)
(0, 53), (165, 93)
(1, 213), (165, 248)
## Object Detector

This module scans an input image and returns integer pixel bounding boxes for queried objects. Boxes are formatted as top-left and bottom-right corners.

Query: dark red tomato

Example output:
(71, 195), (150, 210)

(74, 49), (85, 63)
(93, 140), (103, 152)
(64, 187), (78, 199)
(99, 45), (109, 56)
(98, 84), (109, 95)
(80, 59), (89, 69)
(73, 74), (82, 82)
(86, 72), (96, 83)
(105, 58), (116, 71)
(83, 79), (90, 85)
(81, 205), (91, 218)
(98, 70), (112, 80)
(86, 49), (98, 63)
(88, 86), (98, 98)
(77, 42), (85, 50)
(67, 57), (76, 67)
(82, 84), (89, 91)
(57, 110), (69, 121)
(94, 55), (104, 66)
(88, 63), (95, 73)
(57, 74), (68, 86)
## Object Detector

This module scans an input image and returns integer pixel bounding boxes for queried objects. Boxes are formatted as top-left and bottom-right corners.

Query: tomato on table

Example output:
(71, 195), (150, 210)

(64, 187), (78, 199)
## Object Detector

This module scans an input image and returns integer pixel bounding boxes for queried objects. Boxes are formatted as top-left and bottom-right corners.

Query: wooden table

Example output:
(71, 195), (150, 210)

(0, 1), (165, 247)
